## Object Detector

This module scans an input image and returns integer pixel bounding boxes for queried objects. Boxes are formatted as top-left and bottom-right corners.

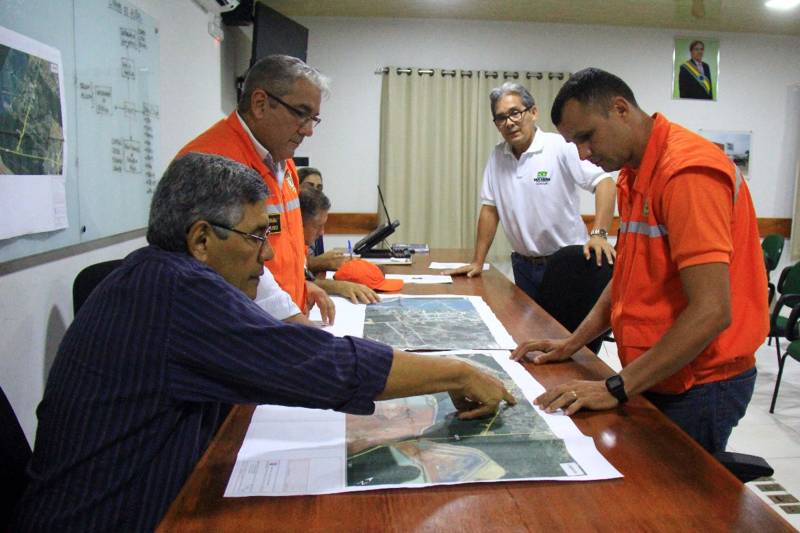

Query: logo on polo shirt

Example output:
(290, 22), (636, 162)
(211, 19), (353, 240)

(533, 170), (551, 185)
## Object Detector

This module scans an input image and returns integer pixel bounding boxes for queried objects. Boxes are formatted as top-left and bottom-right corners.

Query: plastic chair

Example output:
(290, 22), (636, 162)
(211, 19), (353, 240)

(1, 385), (32, 529)
(770, 297), (800, 413)
(73, 259), (123, 315)
(761, 235), (784, 304)
(767, 263), (800, 364)
(537, 245), (612, 354)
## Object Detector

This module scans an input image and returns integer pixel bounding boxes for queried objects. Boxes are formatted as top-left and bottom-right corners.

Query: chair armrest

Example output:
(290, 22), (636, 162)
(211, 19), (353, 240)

(770, 293), (800, 336)
(713, 451), (773, 483)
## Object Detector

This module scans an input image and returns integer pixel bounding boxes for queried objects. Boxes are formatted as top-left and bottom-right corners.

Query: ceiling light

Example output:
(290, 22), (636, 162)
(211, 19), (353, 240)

(765, 0), (800, 9)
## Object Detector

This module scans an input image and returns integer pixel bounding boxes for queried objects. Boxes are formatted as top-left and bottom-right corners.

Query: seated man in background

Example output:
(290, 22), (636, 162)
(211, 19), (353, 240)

(12, 153), (515, 532)
(300, 187), (379, 304)
(298, 166), (347, 273)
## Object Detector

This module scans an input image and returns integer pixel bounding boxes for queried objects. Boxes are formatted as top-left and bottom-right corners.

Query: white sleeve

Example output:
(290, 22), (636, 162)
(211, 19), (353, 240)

(561, 139), (615, 191)
(479, 149), (497, 207)
(254, 268), (301, 320)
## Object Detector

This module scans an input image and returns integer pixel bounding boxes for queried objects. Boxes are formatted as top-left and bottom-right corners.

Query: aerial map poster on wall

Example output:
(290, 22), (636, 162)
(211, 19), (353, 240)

(224, 351), (621, 497)
(0, 25), (67, 240)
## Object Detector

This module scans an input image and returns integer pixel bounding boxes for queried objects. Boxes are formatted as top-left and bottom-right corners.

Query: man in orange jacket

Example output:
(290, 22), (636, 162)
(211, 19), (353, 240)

(177, 55), (335, 323)
(512, 68), (768, 454)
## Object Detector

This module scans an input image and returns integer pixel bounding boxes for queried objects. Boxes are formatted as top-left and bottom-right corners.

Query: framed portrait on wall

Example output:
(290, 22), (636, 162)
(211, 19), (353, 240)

(672, 37), (719, 101)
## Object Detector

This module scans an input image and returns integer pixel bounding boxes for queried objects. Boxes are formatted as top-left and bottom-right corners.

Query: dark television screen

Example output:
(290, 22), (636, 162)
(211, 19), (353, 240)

(251, 3), (308, 65)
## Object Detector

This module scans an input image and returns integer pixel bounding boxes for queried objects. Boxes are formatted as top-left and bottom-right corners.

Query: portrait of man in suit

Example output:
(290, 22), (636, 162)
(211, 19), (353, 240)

(673, 37), (719, 101)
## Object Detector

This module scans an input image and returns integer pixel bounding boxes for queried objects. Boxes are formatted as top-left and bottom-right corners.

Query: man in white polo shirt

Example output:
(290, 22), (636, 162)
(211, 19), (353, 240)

(447, 82), (616, 303)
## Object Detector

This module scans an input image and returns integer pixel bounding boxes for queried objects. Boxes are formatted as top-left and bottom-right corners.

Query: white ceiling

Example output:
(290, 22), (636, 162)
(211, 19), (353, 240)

(260, 0), (800, 36)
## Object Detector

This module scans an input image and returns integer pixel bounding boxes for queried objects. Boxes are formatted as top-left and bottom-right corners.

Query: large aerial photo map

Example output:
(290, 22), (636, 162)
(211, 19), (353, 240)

(363, 296), (501, 350)
(0, 44), (64, 175)
(346, 352), (584, 488)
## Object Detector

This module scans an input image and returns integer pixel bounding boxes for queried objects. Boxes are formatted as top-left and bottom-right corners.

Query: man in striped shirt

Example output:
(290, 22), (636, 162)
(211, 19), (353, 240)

(12, 153), (515, 532)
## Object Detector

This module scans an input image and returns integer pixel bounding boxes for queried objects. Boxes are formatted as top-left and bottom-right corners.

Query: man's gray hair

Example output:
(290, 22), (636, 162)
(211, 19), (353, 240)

(147, 153), (268, 252)
(489, 82), (536, 116)
(299, 187), (331, 222)
(238, 54), (330, 113)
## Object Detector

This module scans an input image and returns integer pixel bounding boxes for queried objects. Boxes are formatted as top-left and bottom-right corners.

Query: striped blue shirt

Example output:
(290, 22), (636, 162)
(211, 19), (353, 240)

(13, 246), (393, 532)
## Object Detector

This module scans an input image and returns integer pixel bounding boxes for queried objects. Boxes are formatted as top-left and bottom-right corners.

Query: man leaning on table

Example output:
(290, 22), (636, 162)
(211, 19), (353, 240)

(512, 68), (768, 455)
(446, 82), (617, 303)
(11, 153), (515, 532)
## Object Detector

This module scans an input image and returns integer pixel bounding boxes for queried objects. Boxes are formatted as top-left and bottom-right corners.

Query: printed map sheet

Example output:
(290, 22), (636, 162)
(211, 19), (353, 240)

(224, 351), (621, 497)
(310, 295), (516, 350)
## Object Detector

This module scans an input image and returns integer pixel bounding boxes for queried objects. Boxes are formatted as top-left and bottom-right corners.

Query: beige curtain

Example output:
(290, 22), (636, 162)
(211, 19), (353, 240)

(378, 68), (568, 263)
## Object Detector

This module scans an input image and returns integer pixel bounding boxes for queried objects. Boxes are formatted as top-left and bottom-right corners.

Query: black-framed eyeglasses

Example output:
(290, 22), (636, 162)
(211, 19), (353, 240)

(269, 94), (322, 128)
(493, 106), (532, 126)
(209, 222), (271, 247)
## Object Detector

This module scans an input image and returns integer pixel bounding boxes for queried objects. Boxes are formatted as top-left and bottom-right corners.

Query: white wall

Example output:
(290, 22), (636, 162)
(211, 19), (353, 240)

(0, 0), (231, 443)
(296, 17), (800, 219)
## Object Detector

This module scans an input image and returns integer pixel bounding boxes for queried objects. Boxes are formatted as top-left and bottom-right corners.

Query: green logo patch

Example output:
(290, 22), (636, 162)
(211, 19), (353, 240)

(533, 170), (550, 184)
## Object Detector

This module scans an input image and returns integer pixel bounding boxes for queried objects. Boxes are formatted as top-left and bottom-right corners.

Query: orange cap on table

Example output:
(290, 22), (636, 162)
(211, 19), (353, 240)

(334, 259), (404, 292)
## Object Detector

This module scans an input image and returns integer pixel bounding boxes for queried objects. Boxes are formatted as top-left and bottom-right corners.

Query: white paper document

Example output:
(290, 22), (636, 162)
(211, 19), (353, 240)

(429, 262), (490, 271)
(324, 272), (452, 284)
(224, 351), (622, 498)
(364, 256), (412, 265)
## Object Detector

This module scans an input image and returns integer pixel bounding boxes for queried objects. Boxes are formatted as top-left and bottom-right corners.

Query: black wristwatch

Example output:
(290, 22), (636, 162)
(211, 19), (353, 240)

(605, 374), (628, 404)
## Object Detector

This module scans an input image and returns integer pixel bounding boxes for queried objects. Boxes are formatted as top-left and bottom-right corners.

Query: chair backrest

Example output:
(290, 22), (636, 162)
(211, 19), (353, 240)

(537, 245), (613, 353)
(777, 262), (800, 297)
(761, 234), (784, 274)
(73, 259), (123, 315)
(0, 386), (32, 529)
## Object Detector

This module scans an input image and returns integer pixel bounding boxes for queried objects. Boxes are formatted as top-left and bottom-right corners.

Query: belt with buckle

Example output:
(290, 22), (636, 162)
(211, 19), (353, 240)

(513, 252), (551, 266)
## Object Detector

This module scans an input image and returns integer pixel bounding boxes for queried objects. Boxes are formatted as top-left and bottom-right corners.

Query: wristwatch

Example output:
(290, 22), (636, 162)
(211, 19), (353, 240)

(590, 228), (608, 240)
(605, 374), (628, 403)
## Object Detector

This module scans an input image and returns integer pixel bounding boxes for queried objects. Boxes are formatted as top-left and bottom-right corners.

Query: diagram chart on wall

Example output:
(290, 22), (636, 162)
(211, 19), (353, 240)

(74, 0), (159, 239)
(224, 351), (621, 497)
(0, 26), (67, 239)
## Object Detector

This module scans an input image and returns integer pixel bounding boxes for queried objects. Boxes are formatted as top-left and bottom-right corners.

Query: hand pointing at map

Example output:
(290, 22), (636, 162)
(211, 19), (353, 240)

(378, 351), (516, 419)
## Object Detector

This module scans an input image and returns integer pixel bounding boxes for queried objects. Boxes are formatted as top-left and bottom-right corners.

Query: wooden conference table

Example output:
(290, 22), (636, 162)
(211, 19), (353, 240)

(158, 250), (792, 532)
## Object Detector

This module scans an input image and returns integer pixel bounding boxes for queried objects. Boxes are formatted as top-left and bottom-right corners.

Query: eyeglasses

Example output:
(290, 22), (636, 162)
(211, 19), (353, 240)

(269, 94), (322, 128)
(493, 106), (532, 126)
(209, 222), (271, 247)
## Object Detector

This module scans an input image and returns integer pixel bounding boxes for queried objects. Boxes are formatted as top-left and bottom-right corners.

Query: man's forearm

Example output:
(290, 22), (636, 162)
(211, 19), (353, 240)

(472, 205), (500, 264)
(592, 177), (616, 232)
(377, 351), (467, 400)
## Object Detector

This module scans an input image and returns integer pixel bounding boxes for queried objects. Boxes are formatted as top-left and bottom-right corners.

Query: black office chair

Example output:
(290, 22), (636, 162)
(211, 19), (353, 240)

(537, 245), (612, 354)
(73, 259), (123, 315)
(1, 385), (32, 529)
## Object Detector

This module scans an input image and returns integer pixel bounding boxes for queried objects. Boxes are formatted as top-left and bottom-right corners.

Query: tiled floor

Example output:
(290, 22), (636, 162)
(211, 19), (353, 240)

(494, 247), (800, 529)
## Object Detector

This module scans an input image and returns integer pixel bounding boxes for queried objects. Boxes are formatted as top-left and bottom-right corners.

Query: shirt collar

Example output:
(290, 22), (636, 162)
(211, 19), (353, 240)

(502, 127), (542, 158)
(236, 112), (285, 177)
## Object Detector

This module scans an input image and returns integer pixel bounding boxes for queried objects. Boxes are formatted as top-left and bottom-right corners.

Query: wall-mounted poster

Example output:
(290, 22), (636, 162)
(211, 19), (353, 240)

(673, 37), (719, 101)
(699, 130), (751, 179)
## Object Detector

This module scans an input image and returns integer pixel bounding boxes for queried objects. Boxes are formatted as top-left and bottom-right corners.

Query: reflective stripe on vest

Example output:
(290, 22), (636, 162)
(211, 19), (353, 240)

(619, 220), (668, 238)
(266, 197), (301, 214)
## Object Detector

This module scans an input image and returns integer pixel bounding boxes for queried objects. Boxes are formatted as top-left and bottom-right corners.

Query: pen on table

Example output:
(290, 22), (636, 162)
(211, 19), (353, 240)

(347, 240), (352, 259)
